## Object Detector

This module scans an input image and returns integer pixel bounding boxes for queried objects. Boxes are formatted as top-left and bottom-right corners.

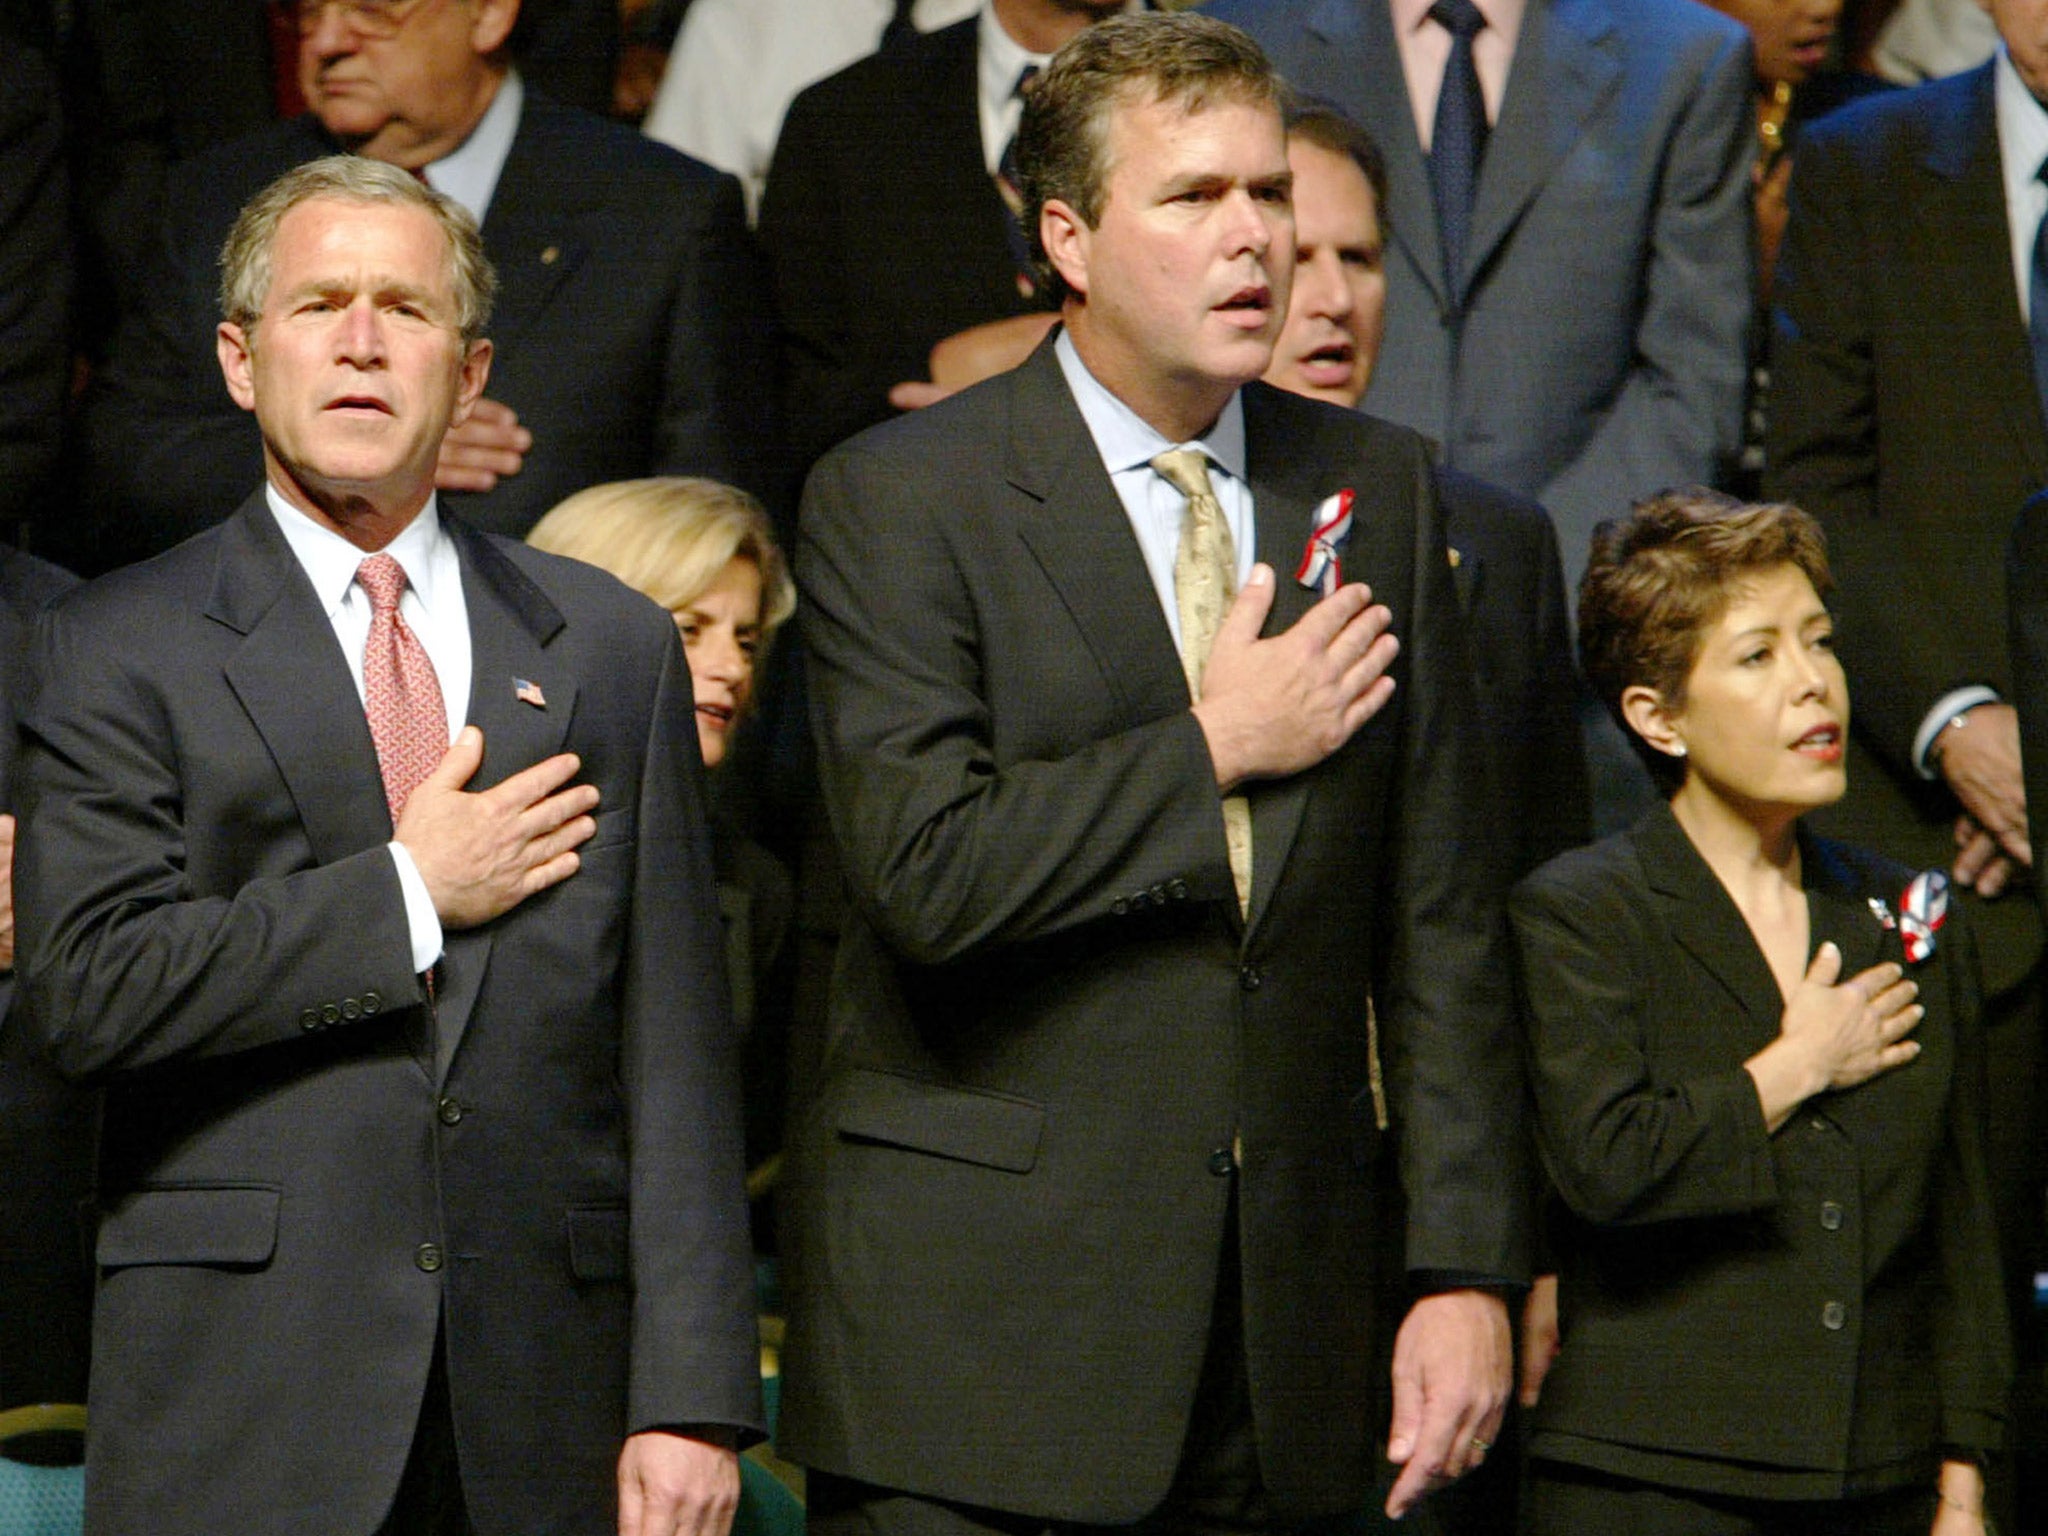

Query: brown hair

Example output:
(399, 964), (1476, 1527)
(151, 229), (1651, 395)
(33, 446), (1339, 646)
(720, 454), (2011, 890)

(219, 155), (496, 341)
(1282, 99), (1388, 224)
(1578, 489), (1833, 791)
(1017, 12), (1281, 304)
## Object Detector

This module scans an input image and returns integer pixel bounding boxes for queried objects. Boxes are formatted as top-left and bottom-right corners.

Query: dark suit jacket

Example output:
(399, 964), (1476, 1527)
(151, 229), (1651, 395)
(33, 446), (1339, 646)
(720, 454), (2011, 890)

(1209, 0), (1754, 588)
(756, 17), (1056, 480)
(781, 339), (1529, 1522)
(1767, 66), (2047, 993)
(14, 499), (760, 1536)
(1438, 467), (1589, 881)
(70, 91), (773, 571)
(1511, 807), (2009, 1495)
(0, 546), (87, 1412)
(0, 39), (69, 534)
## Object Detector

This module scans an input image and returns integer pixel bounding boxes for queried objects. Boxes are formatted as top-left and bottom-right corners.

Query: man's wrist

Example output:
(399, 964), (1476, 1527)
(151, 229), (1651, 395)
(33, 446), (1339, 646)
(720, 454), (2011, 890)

(1914, 687), (2002, 778)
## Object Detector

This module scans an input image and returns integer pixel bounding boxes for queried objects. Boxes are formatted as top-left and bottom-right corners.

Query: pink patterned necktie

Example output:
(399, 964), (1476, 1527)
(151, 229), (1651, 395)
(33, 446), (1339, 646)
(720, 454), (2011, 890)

(356, 553), (448, 823)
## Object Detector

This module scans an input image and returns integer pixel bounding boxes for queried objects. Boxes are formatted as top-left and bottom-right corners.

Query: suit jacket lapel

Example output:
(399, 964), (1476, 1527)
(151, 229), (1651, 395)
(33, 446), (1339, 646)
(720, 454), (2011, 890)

(1920, 64), (2048, 481)
(1801, 837), (1894, 980)
(433, 521), (576, 1079)
(1311, 0), (1452, 314)
(1240, 385), (1334, 936)
(1635, 806), (1780, 1034)
(1005, 341), (1192, 729)
(1464, 0), (1619, 294)
(478, 98), (586, 356)
(213, 495), (394, 869)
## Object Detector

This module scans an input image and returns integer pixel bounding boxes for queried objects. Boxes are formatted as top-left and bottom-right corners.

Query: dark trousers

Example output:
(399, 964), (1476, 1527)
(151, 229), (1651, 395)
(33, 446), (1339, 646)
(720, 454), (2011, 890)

(808, 1196), (1361, 1536)
(1523, 1460), (1936, 1536)
(375, 1340), (474, 1536)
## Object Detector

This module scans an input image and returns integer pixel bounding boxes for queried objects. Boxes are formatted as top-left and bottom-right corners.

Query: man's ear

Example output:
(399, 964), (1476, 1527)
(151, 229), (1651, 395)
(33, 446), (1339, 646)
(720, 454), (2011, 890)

(1040, 198), (1090, 301)
(449, 337), (494, 428)
(217, 322), (258, 413)
(471, 0), (520, 57)
(1620, 683), (1687, 762)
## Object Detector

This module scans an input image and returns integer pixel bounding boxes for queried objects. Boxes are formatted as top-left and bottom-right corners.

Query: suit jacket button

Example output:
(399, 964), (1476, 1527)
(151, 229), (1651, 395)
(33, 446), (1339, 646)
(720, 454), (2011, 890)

(320, 1002), (342, 1026)
(1208, 1147), (1236, 1176)
(299, 1008), (323, 1033)
(362, 992), (383, 1015)
(437, 1097), (464, 1127)
(415, 1243), (444, 1273)
(1819, 1201), (1844, 1231)
(1820, 1300), (1846, 1330)
(1239, 965), (1263, 992)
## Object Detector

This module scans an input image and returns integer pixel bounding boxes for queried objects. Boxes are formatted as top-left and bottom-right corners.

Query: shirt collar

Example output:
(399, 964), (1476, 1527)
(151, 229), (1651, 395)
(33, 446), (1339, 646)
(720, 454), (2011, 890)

(1054, 329), (1248, 483)
(1997, 45), (2048, 192)
(421, 69), (523, 227)
(265, 485), (455, 621)
(979, 3), (1048, 123)
(1391, 0), (1524, 44)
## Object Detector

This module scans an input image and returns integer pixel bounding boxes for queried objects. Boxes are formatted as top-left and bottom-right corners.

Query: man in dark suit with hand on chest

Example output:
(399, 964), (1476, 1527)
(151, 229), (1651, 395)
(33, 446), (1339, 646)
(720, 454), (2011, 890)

(783, 15), (1528, 1534)
(16, 156), (759, 1536)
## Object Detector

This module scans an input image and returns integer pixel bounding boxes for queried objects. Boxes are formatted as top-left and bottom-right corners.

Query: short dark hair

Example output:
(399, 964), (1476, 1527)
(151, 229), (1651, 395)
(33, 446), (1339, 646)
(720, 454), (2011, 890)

(1282, 99), (1388, 225)
(1578, 489), (1834, 792)
(1017, 12), (1281, 304)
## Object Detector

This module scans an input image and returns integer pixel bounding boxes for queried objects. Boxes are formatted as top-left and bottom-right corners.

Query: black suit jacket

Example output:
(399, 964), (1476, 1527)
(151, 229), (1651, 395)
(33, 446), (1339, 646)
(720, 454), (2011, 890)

(756, 17), (1056, 479)
(782, 339), (1529, 1522)
(1437, 468), (1589, 881)
(70, 92), (773, 570)
(1511, 808), (2009, 1494)
(0, 545), (86, 1412)
(15, 499), (760, 1536)
(0, 39), (69, 534)
(1767, 63), (2048, 993)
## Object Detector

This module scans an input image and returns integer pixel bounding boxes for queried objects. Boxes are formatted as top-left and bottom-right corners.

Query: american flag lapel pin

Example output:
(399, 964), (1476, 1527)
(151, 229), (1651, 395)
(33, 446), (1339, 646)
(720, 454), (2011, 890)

(1296, 488), (1355, 597)
(514, 677), (547, 709)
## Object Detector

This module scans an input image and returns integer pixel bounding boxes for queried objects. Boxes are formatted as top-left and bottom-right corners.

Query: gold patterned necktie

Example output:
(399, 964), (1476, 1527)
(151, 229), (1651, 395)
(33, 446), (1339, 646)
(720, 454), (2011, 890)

(1151, 448), (1252, 917)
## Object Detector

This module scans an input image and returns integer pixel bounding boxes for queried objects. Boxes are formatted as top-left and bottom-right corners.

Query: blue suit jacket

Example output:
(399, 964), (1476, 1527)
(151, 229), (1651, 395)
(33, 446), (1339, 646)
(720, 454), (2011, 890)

(1208, 0), (1755, 586)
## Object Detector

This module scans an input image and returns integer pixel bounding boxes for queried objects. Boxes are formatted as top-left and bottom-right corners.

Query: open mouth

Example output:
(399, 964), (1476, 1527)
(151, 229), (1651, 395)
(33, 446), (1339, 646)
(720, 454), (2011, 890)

(1793, 723), (1842, 760)
(1296, 341), (1356, 382)
(327, 395), (393, 416)
(696, 702), (735, 729)
(1215, 285), (1272, 324)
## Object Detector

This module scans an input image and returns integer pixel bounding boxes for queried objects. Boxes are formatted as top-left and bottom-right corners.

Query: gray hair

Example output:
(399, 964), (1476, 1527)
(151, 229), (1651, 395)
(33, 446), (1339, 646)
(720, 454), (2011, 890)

(218, 155), (497, 340)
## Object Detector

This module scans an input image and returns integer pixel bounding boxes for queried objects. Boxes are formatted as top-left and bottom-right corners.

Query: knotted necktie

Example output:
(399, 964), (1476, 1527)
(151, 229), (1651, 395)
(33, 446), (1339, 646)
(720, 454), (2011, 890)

(1428, 0), (1489, 305)
(2031, 157), (2048, 431)
(1151, 448), (1253, 916)
(357, 553), (448, 824)
(995, 65), (1042, 297)
(880, 0), (918, 49)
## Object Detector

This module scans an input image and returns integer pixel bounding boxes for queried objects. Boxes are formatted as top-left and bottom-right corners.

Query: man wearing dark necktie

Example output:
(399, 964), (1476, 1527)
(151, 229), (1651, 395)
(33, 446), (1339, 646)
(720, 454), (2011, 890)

(783, 14), (1527, 1535)
(14, 156), (759, 1536)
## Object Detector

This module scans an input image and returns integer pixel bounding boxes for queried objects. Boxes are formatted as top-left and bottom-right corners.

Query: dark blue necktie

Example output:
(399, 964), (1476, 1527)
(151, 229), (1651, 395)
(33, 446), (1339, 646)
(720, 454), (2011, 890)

(1428, 0), (1489, 304)
(2031, 158), (2048, 430)
(996, 65), (1042, 297)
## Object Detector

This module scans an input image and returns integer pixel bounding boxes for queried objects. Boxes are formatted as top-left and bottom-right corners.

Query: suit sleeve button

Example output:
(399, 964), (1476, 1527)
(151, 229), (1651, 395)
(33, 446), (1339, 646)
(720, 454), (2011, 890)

(415, 1243), (444, 1273)
(341, 998), (362, 1021)
(437, 1097), (464, 1127)
(1208, 1148), (1236, 1176)
(320, 1002), (342, 1026)
(299, 1008), (323, 1033)
(1819, 1201), (1844, 1231)
(1168, 879), (1188, 901)
(362, 992), (383, 1015)
(1111, 898), (1130, 917)
(1820, 1300), (1846, 1330)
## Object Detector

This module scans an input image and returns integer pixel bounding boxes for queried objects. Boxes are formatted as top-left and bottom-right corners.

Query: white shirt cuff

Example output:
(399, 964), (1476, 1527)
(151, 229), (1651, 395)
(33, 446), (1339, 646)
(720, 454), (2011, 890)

(1912, 686), (2003, 778)
(388, 842), (445, 973)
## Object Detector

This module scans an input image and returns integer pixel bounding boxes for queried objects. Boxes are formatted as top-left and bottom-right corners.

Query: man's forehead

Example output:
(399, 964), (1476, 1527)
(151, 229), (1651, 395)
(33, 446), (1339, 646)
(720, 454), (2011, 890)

(266, 197), (457, 300)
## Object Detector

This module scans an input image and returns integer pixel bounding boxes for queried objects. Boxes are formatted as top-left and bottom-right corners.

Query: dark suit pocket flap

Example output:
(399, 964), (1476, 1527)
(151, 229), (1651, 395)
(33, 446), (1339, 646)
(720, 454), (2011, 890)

(96, 1185), (280, 1267)
(567, 1205), (629, 1280)
(834, 1070), (1043, 1173)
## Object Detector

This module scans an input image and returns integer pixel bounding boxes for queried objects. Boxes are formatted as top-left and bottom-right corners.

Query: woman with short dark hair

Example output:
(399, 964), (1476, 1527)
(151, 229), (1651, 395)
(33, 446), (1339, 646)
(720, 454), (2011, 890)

(1514, 489), (2008, 1536)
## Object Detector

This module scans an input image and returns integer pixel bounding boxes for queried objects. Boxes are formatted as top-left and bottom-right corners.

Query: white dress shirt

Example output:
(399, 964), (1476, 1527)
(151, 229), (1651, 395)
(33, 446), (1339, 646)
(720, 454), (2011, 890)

(420, 70), (524, 227)
(266, 489), (472, 968)
(1390, 0), (1526, 152)
(1055, 331), (1255, 655)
